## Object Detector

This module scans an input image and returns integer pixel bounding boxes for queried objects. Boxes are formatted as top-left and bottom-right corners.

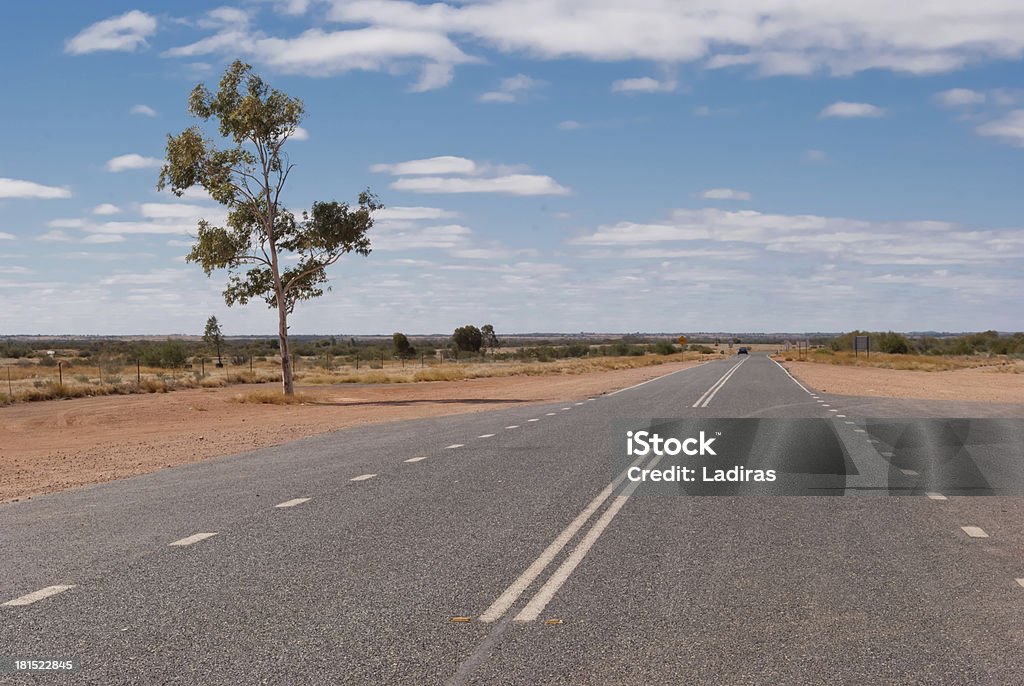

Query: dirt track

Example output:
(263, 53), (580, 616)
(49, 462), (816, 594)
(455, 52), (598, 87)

(0, 362), (699, 503)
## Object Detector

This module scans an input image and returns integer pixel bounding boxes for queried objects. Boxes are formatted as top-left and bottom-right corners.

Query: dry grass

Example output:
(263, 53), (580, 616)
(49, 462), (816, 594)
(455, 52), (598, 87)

(231, 389), (315, 405)
(2, 351), (706, 405)
(776, 349), (1020, 372)
(295, 352), (705, 386)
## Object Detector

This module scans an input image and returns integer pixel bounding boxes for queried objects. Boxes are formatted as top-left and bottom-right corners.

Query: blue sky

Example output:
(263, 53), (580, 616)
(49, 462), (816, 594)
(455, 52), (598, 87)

(2, 1), (1023, 335)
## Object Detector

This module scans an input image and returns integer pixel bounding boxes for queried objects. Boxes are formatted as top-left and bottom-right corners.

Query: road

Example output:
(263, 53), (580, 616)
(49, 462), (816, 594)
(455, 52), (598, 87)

(2, 352), (1023, 684)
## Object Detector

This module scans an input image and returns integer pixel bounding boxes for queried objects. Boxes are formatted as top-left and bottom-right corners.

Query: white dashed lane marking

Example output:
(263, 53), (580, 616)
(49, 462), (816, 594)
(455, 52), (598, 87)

(961, 526), (989, 538)
(899, 469), (918, 476)
(170, 533), (218, 547)
(574, 402), (584, 406)
(505, 425), (519, 429)
(445, 444), (464, 449)
(1016, 578), (1024, 589)
(350, 474), (377, 482)
(561, 407), (571, 410)
(2, 585), (75, 607)
(478, 434), (495, 438)
(405, 457), (427, 463)
(927, 492), (948, 500)
(546, 412), (557, 416)
(275, 498), (311, 508)
(837, 414), (846, 418)
(528, 419), (540, 422)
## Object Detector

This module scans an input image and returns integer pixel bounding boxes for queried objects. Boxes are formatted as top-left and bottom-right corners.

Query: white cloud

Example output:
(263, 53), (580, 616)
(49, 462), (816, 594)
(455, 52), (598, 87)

(558, 120), (583, 131)
(569, 207), (1024, 267)
(0, 178), (71, 199)
(803, 149), (827, 162)
(700, 188), (752, 201)
(0, 232), (15, 241)
(65, 10), (157, 55)
(410, 62), (455, 92)
(934, 88), (986, 107)
(290, 126), (310, 141)
(139, 202), (220, 219)
(277, 0), (311, 16)
(325, 1), (1024, 78)
(200, 6), (251, 28)
(82, 234), (126, 244)
(374, 156), (568, 195)
(48, 218), (85, 228)
(819, 102), (886, 119)
(153, 2), (1024, 93)
(106, 153), (163, 172)
(371, 156), (477, 176)
(165, 25), (477, 91)
(37, 230), (73, 242)
(0, 266), (32, 275)
(80, 202), (228, 235)
(129, 104), (158, 117)
(373, 223), (473, 250)
(611, 76), (676, 93)
(375, 206), (460, 221)
(92, 203), (122, 215)
(976, 109), (1024, 147)
(479, 74), (545, 103)
(99, 269), (192, 286)
(391, 174), (570, 196)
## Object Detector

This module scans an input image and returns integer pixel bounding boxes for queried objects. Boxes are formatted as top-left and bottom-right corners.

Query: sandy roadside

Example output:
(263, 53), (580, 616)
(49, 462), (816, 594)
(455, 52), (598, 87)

(0, 361), (700, 503)
(780, 359), (1024, 403)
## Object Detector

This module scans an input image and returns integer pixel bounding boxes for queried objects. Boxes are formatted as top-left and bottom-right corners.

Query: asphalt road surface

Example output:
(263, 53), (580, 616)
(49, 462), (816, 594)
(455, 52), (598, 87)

(2, 352), (1023, 684)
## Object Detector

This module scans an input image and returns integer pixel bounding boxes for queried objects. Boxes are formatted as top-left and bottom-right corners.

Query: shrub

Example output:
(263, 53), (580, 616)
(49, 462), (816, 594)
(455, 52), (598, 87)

(139, 379), (168, 393)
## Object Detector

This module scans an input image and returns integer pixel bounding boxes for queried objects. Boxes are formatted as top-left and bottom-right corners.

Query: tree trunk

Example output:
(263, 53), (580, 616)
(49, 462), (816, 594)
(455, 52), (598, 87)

(278, 302), (294, 395)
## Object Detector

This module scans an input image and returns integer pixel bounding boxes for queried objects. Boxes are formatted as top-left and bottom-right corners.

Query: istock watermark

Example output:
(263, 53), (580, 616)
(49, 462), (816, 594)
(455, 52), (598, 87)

(611, 418), (1024, 496)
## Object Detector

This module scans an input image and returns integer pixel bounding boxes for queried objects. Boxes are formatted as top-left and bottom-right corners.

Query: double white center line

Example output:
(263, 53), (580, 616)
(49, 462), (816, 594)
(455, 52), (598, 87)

(692, 357), (747, 408)
(479, 452), (662, 623)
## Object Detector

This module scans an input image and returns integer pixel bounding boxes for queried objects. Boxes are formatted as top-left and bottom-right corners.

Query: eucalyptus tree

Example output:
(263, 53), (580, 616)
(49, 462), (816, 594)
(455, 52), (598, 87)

(159, 60), (381, 394)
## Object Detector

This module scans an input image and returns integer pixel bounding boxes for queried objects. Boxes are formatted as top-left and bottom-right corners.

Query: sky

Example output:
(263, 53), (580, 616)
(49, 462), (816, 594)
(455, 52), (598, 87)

(1, 1), (1023, 336)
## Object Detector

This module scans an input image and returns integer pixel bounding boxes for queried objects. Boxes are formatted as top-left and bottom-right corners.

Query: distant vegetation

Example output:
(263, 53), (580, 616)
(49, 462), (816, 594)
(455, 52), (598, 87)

(3, 328), (1022, 404)
(828, 330), (1024, 356)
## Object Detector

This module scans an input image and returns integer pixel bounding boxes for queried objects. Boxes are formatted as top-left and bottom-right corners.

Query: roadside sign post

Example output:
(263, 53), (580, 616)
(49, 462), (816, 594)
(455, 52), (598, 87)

(854, 335), (871, 358)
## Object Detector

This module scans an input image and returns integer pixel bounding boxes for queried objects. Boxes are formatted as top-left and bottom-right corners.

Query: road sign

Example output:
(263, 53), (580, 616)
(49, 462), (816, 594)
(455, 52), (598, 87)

(854, 335), (871, 357)
(677, 336), (688, 345)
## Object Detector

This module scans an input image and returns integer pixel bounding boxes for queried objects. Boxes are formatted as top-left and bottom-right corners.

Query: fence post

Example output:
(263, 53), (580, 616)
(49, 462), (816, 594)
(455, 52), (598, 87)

(201, 358), (205, 377)
(7, 366), (12, 396)
(137, 359), (141, 384)
(356, 357), (359, 370)
(421, 353), (424, 368)
(250, 356), (254, 374)
(381, 352), (385, 368)
(58, 361), (63, 386)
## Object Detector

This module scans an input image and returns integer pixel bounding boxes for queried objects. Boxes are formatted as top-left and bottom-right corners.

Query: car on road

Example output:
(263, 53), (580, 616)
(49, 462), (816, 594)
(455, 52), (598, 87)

(737, 347), (749, 354)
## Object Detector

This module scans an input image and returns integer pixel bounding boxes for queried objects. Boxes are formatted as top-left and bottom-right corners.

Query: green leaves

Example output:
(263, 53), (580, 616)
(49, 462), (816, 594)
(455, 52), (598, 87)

(159, 60), (379, 393)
